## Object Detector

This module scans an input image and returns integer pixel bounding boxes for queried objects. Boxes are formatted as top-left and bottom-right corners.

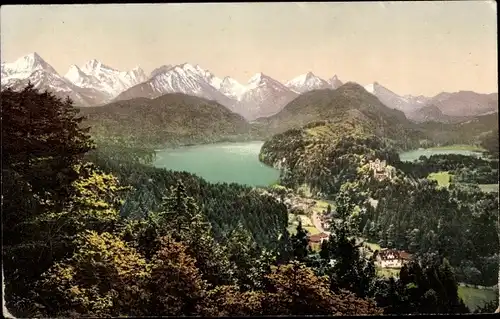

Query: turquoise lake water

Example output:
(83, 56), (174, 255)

(153, 141), (280, 187)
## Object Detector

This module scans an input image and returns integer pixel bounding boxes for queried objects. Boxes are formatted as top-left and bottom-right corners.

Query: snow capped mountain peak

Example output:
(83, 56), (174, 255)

(63, 59), (148, 99)
(3, 52), (58, 77)
(248, 72), (265, 84)
(0, 53), (102, 106)
(286, 72), (321, 84)
(305, 71), (316, 79)
(129, 66), (146, 78)
(219, 76), (247, 100)
(364, 83), (376, 94)
(1, 52), (61, 87)
(168, 62), (222, 90)
(245, 72), (291, 93)
(285, 72), (329, 93)
(81, 59), (116, 74)
(65, 64), (88, 83)
(362, 81), (427, 113)
(247, 72), (286, 87)
(150, 65), (173, 78)
(82, 59), (100, 72)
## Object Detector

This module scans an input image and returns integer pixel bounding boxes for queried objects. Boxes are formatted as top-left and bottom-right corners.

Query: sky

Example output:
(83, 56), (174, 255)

(1, 1), (497, 96)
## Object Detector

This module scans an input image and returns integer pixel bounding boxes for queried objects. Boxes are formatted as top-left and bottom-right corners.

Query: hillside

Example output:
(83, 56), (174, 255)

(256, 82), (421, 147)
(415, 112), (499, 146)
(79, 93), (252, 148)
(256, 84), (495, 196)
(256, 83), (419, 196)
(259, 116), (402, 197)
(407, 104), (474, 124)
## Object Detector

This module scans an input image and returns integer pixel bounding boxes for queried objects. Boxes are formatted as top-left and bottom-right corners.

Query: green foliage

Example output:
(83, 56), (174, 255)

(397, 153), (497, 181)
(88, 147), (289, 252)
(480, 128), (499, 159)
(317, 188), (377, 298)
(146, 235), (208, 316)
(418, 112), (498, 147)
(1, 84), (93, 205)
(201, 285), (266, 316)
(34, 231), (149, 317)
(256, 83), (418, 145)
(363, 177), (499, 286)
(383, 258), (471, 314)
(260, 120), (402, 196)
(225, 223), (264, 291)
(1, 85), (118, 314)
(290, 221), (310, 262)
(262, 261), (383, 315)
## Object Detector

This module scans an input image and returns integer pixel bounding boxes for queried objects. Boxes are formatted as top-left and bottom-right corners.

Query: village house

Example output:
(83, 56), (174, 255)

(375, 248), (412, 268)
(308, 232), (330, 249)
(320, 221), (331, 231)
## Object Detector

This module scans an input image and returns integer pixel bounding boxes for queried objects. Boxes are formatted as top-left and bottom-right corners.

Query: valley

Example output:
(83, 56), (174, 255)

(3, 77), (499, 318)
(2, 4), (498, 315)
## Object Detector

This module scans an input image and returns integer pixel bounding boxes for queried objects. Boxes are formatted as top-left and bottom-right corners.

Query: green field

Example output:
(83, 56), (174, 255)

(428, 171), (453, 187)
(312, 199), (334, 214)
(287, 214), (320, 236)
(458, 286), (497, 312)
(362, 240), (381, 252)
(478, 184), (499, 193)
(305, 226), (320, 235)
(376, 267), (400, 279)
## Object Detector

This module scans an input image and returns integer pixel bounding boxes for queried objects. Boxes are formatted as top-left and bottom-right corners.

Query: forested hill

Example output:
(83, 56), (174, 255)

(259, 119), (403, 198)
(255, 82), (421, 144)
(415, 112), (499, 146)
(78, 93), (253, 148)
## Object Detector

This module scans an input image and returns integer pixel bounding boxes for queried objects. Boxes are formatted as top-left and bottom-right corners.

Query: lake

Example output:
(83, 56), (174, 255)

(399, 148), (484, 162)
(153, 141), (280, 187)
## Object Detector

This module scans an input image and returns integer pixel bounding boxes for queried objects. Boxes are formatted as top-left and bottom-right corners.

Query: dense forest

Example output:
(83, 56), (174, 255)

(259, 105), (499, 288)
(2, 85), (498, 316)
(355, 177), (499, 286)
(397, 153), (498, 183)
(85, 145), (289, 251)
(260, 119), (402, 197)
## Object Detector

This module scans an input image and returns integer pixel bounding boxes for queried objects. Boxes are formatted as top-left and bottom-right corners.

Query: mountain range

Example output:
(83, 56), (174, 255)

(1, 52), (497, 121)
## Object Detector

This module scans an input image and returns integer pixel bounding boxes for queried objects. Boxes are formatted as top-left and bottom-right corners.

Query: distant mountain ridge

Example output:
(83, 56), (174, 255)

(2, 52), (497, 122)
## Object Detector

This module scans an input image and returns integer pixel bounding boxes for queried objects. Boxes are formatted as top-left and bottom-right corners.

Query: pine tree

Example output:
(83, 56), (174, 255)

(147, 235), (208, 316)
(226, 222), (261, 291)
(1, 85), (93, 208)
(291, 221), (309, 261)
